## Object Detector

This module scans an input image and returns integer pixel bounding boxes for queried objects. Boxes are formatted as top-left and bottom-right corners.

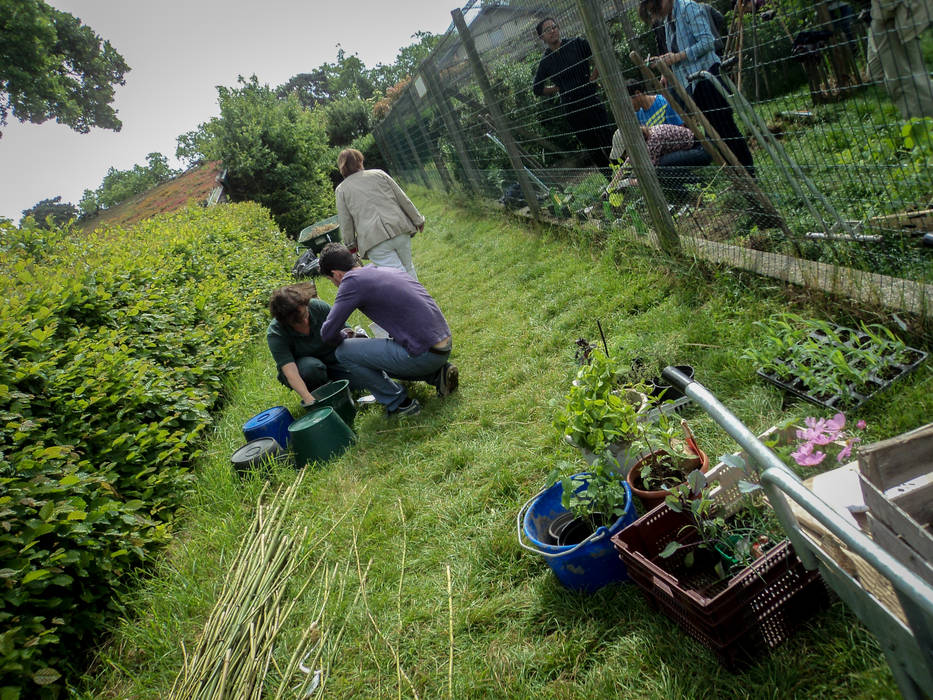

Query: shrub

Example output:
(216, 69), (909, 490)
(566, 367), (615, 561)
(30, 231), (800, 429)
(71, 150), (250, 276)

(0, 202), (287, 695)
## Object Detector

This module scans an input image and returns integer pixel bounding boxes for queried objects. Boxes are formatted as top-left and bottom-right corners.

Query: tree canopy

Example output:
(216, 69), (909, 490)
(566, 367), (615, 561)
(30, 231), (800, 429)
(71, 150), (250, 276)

(20, 196), (77, 228)
(0, 0), (129, 135)
(178, 76), (333, 235)
(78, 153), (178, 217)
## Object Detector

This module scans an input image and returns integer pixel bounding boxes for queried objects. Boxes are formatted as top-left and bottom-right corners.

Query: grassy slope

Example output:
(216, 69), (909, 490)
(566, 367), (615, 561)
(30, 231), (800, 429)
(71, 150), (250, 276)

(86, 191), (932, 699)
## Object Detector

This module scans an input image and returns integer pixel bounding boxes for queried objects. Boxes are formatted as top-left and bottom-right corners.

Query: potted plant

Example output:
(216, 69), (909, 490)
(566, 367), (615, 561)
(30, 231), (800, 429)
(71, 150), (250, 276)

(626, 413), (710, 510)
(554, 350), (649, 468)
(518, 451), (638, 593)
(656, 467), (778, 579)
(611, 450), (827, 668)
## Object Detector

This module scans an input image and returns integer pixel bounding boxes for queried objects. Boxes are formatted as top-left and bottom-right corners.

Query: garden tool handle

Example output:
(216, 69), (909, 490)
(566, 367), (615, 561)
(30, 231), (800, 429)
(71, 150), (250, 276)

(516, 489), (607, 559)
(662, 365), (694, 393)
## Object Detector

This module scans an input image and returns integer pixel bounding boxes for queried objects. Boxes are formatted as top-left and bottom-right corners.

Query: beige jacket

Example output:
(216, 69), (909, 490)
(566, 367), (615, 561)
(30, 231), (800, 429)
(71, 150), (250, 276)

(335, 169), (425, 258)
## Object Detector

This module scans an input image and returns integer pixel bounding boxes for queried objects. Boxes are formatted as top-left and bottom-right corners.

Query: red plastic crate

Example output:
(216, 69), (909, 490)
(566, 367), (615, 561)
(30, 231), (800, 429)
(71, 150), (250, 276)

(611, 503), (827, 668)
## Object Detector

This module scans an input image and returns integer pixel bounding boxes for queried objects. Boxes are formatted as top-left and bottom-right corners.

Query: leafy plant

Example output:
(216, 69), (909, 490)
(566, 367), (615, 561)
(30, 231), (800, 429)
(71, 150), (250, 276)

(630, 413), (701, 491)
(659, 459), (779, 578)
(0, 202), (286, 692)
(743, 313), (920, 405)
(553, 351), (647, 453)
(548, 452), (631, 530)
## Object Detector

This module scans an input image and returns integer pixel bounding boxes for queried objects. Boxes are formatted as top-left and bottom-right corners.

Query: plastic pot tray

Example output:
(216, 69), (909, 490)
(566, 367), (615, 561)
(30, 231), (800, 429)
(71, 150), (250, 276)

(756, 324), (926, 410)
(611, 504), (827, 668)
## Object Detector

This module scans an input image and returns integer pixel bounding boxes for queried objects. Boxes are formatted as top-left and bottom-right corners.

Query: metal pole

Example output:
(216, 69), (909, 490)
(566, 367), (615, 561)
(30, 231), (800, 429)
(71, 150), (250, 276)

(397, 89), (432, 190)
(452, 8), (541, 220)
(579, 0), (680, 254)
(713, 70), (858, 238)
(407, 89), (452, 193)
(422, 57), (484, 196)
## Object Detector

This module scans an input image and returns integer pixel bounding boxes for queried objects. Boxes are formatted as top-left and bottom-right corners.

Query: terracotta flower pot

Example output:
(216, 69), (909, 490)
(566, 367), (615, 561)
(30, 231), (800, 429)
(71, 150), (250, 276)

(626, 446), (710, 511)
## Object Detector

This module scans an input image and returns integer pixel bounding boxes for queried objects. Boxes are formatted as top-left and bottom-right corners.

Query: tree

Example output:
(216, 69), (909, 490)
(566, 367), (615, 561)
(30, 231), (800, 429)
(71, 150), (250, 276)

(78, 152), (178, 215)
(0, 0), (129, 135)
(368, 31), (442, 95)
(277, 47), (376, 109)
(178, 76), (333, 235)
(19, 196), (77, 228)
(323, 96), (372, 146)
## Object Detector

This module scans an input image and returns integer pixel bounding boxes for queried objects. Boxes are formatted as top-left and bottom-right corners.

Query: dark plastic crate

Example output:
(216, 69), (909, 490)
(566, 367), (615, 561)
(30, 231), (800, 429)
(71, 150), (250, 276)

(611, 504), (827, 668)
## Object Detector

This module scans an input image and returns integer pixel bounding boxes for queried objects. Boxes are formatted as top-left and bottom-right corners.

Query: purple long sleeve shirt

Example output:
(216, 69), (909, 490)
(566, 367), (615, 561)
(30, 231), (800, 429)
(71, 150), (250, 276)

(320, 265), (451, 356)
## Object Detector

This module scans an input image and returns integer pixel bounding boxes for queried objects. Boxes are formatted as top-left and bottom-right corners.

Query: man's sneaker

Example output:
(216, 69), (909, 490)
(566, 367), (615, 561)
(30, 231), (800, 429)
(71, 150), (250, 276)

(387, 397), (421, 418)
(436, 362), (459, 397)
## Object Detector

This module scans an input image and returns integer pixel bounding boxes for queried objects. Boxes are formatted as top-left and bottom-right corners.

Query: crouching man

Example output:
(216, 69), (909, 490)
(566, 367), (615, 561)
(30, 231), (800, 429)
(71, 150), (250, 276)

(318, 243), (458, 417)
(267, 282), (352, 406)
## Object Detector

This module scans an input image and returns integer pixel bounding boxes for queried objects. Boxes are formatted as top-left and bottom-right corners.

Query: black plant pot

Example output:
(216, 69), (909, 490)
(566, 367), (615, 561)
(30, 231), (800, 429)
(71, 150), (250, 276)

(649, 365), (695, 400)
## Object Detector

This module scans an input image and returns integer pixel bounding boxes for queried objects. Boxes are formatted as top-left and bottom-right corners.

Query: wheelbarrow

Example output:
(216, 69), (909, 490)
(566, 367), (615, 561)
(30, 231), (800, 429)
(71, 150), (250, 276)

(296, 215), (341, 255)
(662, 366), (933, 698)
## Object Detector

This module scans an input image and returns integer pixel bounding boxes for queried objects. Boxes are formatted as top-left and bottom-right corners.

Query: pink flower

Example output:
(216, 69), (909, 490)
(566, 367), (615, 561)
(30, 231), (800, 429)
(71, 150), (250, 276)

(792, 441), (826, 466)
(837, 437), (861, 463)
(856, 420), (867, 430)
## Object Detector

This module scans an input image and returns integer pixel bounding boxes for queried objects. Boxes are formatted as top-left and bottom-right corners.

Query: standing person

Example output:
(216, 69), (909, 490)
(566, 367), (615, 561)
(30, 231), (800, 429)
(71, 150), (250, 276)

(869, 0), (933, 119)
(532, 17), (615, 167)
(335, 148), (425, 281)
(267, 282), (353, 407)
(639, 0), (755, 176)
(318, 243), (459, 418)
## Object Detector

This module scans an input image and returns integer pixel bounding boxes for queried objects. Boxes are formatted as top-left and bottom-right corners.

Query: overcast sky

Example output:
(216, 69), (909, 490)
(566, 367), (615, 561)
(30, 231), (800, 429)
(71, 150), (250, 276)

(0, 1), (456, 221)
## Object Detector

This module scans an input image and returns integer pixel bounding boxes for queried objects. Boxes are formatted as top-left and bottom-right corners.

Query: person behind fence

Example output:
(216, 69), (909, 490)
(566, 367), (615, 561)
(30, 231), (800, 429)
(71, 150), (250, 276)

(335, 148), (425, 281)
(267, 282), (354, 407)
(609, 124), (712, 207)
(868, 0), (933, 119)
(639, 0), (755, 177)
(627, 79), (684, 127)
(608, 79), (686, 161)
(317, 243), (459, 418)
(532, 17), (614, 167)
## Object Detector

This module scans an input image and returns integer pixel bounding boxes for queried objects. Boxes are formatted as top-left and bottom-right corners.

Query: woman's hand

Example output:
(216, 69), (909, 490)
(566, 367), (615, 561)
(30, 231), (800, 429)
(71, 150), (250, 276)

(657, 51), (686, 66)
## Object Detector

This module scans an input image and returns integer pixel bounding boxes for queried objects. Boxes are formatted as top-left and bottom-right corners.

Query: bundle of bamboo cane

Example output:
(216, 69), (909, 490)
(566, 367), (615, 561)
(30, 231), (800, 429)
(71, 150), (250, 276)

(170, 473), (327, 699)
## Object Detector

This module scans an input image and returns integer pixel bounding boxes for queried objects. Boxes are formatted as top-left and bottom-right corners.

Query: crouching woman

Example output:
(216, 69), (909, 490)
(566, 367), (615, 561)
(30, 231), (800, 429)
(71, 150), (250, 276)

(267, 283), (352, 406)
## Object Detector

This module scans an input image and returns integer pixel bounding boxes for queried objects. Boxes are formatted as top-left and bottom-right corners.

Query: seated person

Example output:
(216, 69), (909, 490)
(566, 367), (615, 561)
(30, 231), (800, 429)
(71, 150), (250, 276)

(609, 80), (684, 164)
(610, 124), (712, 206)
(318, 243), (459, 418)
(627, 79), (684, 127)
(267, 282), (353, 406)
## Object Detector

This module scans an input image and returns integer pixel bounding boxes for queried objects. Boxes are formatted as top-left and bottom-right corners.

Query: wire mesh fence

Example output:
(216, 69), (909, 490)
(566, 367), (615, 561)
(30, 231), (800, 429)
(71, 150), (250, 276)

(373, 0), (933, 317)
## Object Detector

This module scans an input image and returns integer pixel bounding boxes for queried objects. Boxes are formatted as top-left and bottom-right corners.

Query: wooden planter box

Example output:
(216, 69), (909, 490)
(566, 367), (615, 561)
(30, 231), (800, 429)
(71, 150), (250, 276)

(856, 423), (933, 620)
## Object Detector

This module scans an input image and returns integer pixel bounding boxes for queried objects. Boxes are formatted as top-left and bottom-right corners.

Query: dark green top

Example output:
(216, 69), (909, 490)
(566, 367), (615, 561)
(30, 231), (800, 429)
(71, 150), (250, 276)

(266, 298), (342, 369)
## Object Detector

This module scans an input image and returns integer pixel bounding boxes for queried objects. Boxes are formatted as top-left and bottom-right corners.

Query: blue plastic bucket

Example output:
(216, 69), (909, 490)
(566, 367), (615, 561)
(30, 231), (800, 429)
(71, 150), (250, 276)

(518, 475), (636, 592)
(243, 406), (294, 448)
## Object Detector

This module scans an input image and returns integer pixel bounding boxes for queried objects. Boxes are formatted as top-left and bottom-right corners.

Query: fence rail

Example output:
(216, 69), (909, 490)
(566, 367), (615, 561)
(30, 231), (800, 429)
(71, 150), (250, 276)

(374, 0), (933, 317)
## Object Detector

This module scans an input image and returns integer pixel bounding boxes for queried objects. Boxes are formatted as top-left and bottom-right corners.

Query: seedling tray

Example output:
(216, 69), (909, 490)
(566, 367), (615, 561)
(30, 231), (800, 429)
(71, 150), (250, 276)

(755, 322), (926, 410)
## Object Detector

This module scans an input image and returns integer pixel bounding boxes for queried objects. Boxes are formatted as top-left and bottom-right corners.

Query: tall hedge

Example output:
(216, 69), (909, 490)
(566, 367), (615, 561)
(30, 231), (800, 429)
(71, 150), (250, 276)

(0, 203), (287, 695)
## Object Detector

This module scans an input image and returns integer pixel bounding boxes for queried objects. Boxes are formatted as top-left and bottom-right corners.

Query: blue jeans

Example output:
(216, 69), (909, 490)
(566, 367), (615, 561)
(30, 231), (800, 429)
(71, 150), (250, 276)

(335, 338), (448, 410)
(656, 146), (712, 204)
(277, 356), (352, 392)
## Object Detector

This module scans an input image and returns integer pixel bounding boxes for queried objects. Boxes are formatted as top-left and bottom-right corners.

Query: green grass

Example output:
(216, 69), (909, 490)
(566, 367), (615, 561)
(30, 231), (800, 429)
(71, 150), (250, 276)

(82, 191), (931, 698)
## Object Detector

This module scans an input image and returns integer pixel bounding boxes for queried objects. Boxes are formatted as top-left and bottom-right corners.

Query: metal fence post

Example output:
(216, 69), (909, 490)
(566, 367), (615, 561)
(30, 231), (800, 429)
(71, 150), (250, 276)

(579, 0), (680, 254)
(396, 92), (432, 190)
(406, 87), (453, 193)
(422, 57), (484, 196)
(452, 8), (541, 220)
